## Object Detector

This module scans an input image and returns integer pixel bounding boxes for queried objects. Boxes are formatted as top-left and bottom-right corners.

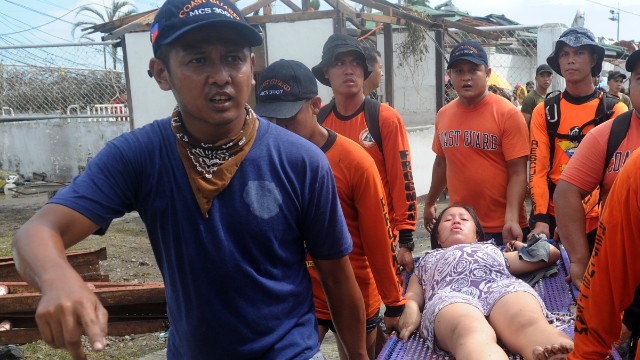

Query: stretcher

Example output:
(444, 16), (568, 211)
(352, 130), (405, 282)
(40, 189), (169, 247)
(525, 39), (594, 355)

(377, 247), (622, 360)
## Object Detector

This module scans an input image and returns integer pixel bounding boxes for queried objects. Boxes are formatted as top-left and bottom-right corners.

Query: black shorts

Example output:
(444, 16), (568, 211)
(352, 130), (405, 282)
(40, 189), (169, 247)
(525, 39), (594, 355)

(317, 311), (382, 334)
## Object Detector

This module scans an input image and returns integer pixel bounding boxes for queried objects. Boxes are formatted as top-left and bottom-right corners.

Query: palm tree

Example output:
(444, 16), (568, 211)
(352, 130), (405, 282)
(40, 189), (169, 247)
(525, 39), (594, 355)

(71, 1), (138, 69)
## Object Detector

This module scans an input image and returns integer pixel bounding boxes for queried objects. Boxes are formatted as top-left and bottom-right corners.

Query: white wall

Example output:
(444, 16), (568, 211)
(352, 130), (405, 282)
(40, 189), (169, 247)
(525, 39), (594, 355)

(264, 19), (335, 103)
(124, 32), (178, 129)
(377, 32), (437, 128)
(407, 126), (435, 197)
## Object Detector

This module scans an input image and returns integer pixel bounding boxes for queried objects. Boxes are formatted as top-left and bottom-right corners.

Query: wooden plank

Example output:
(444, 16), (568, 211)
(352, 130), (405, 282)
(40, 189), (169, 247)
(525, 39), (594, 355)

(0, 281), (152, 295)
(0, 247), (107, 264)
(0, 284), (166, 314)
(383, 23), (394, 107)
(280, 0), (302, 12)
(357, 12), (406, 26)
(241, 0), (277, 16)
(324, 0), (362, 29)
(246, 10), (337, 24)
(0, 319), (169, 345)
(440, 18), (501, 41)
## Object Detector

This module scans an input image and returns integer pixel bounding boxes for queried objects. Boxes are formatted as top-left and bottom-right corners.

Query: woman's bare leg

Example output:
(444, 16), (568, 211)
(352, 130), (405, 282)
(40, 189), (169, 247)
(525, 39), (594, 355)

(434, 303), (508, 360)
(489, 292), (573, 360)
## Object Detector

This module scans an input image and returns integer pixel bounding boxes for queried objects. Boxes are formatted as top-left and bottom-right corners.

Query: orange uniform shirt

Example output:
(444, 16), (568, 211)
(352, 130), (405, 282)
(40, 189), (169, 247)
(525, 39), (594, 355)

(529, 94), (627, 230)
(560, 111), (640, 203)
(570, 149), (640, 360)
(433, 93), (529, 233)
(321, 102), (417, 233)
(307, 131), (405, 320)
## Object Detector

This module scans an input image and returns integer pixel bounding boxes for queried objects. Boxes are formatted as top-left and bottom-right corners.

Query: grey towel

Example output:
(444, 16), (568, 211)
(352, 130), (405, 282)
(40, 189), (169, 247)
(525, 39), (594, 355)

(517, 239), (559, 286)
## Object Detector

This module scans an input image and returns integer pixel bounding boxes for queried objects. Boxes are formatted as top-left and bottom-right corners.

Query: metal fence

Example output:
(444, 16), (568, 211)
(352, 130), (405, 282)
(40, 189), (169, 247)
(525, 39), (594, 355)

(0, 41), (129, 122)
(440, 26), (538, 106)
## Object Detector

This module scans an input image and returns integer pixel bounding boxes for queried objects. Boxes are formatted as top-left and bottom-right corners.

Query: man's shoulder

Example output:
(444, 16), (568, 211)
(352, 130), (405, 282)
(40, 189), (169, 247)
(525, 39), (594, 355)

(333, 133), (376, 165)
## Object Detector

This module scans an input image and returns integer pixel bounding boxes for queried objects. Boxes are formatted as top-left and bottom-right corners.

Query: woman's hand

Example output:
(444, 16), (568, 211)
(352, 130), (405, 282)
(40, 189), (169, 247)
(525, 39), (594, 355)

(398, 301), (421, 341)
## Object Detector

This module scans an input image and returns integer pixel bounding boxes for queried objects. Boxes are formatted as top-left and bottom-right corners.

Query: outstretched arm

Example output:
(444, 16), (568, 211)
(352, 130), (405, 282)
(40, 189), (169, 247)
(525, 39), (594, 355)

(12, 204), (108, 360)
(315, 257), (368, 360)
(503, 241), (560, 276)
(398, 275), (425, 340)
(553, 180), (592, 289)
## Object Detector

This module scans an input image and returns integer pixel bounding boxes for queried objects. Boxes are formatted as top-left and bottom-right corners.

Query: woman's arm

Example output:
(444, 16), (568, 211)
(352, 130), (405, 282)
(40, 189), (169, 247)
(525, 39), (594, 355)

(398, 275), (425, 340)
(503, 241), (560, 276)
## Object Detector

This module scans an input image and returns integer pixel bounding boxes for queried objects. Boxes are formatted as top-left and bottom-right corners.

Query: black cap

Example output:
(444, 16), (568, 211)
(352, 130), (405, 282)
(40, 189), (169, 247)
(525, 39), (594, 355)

(626, 49), (640, 72)
(311, 34), (371, 87)
(150, 0), (262, 56)
(536, 64), (553, 76)
(608, 70), (627, 81)
(546, 27), (604, 78)
(447, 40), (488, 69)
(254, 60), (318, 119)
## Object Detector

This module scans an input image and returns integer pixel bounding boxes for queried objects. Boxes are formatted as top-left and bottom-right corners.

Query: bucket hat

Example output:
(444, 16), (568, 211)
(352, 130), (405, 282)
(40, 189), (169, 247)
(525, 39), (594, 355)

(546, 27), (604, 78)
(311, 34), (371, 87)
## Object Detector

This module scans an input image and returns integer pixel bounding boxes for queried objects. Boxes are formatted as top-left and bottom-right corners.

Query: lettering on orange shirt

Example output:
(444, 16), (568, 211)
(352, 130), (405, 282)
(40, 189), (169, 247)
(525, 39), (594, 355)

(608, 150), (632, 174)
(400, 150), (417, 222)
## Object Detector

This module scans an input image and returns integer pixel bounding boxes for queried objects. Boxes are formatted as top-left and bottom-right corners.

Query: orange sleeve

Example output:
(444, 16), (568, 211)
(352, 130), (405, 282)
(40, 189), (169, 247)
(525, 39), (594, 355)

(378, 104), (417, 232)
(570, 150), (640, 359)
(528, 102), (552, 224)
(354, 156), (406, 309)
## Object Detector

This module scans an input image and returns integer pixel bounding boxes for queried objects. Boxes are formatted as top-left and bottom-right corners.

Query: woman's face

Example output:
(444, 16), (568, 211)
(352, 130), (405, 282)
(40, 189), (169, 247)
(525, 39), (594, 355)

(437, 207), (478, 248)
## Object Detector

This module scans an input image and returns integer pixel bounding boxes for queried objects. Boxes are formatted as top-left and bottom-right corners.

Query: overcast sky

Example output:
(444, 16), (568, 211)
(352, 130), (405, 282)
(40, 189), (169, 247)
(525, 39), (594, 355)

(1, 0), (639, 45)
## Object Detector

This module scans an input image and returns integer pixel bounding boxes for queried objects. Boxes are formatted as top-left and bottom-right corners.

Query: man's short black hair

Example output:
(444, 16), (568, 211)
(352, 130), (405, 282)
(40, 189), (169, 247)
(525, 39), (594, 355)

(363, 46), (381, 66)
(526, 81), (534, 87)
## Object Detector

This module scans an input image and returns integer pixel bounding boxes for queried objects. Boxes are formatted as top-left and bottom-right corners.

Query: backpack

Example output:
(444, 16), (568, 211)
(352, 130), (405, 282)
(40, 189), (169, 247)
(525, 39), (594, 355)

(601, 110), (633, 185)
(544, 89), (620, 161)
(317, 97), (382, 152)
(542, 90), (620, 202)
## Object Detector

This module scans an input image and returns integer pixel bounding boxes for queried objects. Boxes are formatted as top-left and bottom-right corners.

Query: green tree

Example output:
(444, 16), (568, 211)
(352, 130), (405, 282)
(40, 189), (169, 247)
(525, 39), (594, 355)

(71, 1), (138, 69)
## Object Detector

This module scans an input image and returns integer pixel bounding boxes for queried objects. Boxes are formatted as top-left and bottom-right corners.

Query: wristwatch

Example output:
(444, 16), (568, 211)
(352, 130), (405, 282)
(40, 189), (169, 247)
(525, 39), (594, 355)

(398, 241), (415, 252)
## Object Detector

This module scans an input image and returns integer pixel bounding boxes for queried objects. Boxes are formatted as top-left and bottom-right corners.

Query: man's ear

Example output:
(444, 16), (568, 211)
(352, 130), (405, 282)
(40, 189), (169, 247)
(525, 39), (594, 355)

(148, 58), (172, 91)
(250, 53), (256, 86)
(309, 96), (322, 115)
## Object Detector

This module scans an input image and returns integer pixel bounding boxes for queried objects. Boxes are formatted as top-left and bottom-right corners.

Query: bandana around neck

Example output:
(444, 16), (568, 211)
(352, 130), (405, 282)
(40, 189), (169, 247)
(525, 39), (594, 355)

(171, 105), (258, 217)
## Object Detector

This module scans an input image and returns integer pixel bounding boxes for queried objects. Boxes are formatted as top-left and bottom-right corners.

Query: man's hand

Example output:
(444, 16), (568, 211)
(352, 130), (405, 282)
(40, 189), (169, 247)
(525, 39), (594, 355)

(423, 202), (437, 233)
(530, 222), (551, 239)
(397, 247), (414, 273)
(502, 221), (523, 242)
(383, 315), (400, 335)
(35, 278), (108, 360)
(567, 261), (587, 290)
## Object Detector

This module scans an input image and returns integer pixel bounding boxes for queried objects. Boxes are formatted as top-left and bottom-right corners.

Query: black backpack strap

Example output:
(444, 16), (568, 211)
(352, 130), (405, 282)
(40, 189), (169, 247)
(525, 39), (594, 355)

(544, 91), (562, 161)
(363, 97), (382, 152)
(602, 110), (633, 181)
(594, 91), (620, 126)
(317, 99), (336, 125)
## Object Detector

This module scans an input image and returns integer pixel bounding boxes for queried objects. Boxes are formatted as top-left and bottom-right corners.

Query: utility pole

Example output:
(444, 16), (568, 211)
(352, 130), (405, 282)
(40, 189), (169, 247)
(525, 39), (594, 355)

(609, 6), (620, 41)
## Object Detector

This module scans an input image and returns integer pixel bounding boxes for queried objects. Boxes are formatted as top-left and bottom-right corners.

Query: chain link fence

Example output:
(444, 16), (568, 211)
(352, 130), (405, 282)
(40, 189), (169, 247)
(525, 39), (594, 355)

(0, 41), (129, 121)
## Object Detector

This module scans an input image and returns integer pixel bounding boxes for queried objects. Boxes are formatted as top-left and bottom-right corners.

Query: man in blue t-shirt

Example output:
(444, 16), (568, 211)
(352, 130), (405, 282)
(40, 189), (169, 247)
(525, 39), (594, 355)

(11, 0), (367, 359)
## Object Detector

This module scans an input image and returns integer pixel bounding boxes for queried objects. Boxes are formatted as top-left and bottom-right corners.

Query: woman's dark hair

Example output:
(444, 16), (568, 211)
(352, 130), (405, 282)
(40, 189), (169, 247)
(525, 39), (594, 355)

(430, 204), (484, 249)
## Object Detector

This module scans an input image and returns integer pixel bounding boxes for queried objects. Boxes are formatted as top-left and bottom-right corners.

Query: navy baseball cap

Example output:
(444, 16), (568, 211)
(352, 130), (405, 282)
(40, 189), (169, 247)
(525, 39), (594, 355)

(312, 34), (371, 87)
(150, 0), (263, 56)
(546, 27), (604, 77)
(626, 49), (640, 72)
(254, 60), (318, 119)
(447, 40), (488, 69)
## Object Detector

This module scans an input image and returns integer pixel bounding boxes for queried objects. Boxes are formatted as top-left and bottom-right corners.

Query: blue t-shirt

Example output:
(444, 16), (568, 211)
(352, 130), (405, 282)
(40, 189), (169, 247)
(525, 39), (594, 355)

(51, 117), (352, 359)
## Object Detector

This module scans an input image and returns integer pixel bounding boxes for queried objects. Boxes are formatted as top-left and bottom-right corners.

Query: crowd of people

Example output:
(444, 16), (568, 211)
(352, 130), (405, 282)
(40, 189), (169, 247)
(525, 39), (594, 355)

(8, 0), (640, 359)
